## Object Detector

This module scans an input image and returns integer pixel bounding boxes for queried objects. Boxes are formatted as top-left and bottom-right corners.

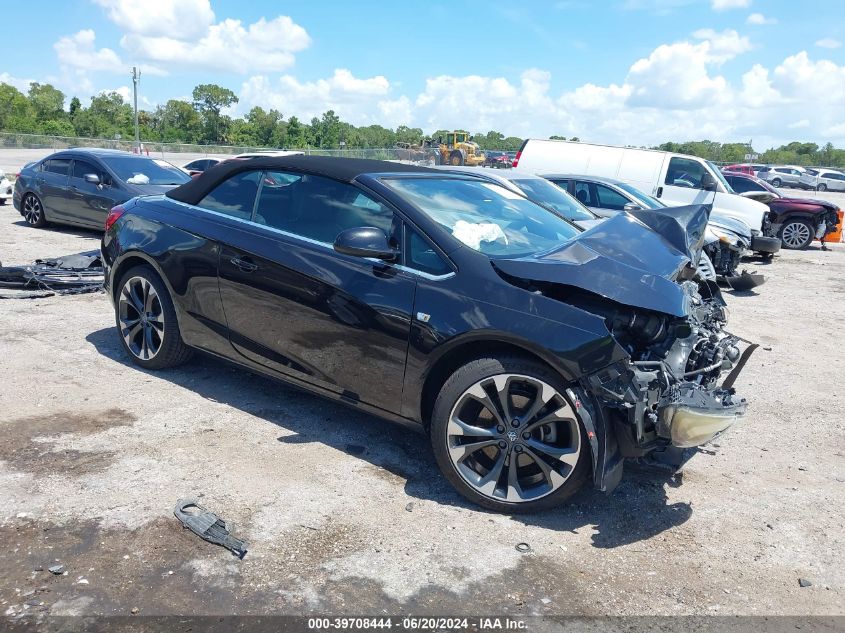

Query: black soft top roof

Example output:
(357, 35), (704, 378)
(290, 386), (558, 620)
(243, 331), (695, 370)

(166, 155), (438, 205)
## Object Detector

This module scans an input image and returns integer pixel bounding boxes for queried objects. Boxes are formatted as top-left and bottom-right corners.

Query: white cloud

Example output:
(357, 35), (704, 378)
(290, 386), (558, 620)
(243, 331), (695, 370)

(239, 70), (392, 125)
(816, 38), (842, 49)
(101, 86), (131, 102)
(710, 0), (751, 10)
(93, 0), (311, 74)
(0, 72), (35, 92)
(54, 29), (123, 73)
(229, 28), (845, 149)
(746, 12), (776, 25)
(93, 0), (215, 40)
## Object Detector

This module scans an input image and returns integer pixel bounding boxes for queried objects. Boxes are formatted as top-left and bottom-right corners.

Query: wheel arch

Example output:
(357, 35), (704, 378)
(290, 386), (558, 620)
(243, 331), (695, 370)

(779, 212), (820, 226)
(418, 336), (577, 432)
(110, 251), (169, 302)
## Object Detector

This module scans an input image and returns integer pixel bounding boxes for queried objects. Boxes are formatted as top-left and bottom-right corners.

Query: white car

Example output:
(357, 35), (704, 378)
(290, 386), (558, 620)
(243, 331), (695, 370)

(799, 168), (845, 192)
(0, 169), (12, 205)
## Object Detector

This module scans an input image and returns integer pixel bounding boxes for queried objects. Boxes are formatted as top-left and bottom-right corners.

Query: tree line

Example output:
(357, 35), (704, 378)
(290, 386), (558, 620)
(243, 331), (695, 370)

(0, 81), (524, 151)
(1, 81), (844, 167)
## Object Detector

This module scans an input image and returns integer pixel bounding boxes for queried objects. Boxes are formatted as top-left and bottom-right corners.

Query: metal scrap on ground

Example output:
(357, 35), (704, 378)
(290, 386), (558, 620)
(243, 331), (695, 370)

(0, 250), (104, 298)
(173, 499), (248, 559)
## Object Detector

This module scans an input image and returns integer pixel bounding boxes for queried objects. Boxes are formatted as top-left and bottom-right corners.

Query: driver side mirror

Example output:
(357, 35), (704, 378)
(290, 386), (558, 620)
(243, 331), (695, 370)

(83, 173), (101, 185)
(701, 172), (718, 192)
(334, 227), (398, 262)
(623, 202), (641, 212)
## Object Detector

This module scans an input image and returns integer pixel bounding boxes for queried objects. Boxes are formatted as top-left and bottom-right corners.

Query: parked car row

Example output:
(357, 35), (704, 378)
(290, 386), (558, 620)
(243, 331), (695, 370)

(723, 162), (845, 192)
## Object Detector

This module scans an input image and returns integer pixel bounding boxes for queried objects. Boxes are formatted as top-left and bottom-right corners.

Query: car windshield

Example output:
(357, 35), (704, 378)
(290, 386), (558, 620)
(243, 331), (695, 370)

(707, 161), (735, 194)
(384, 177), (581, 258)
(615, 182), (666, 209)
(102, 156), (191, 186)
(509, 178), (596, 221)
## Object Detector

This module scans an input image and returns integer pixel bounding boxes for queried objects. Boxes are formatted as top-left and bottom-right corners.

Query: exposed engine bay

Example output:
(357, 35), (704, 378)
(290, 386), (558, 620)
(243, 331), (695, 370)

(581, 278), (752, 469)
(491, 204), (754, 484)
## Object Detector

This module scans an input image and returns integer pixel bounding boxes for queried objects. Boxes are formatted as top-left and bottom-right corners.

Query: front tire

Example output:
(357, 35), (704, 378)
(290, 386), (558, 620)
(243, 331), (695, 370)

(818, 183), (827, 192)
(430, 356), (589, 513)
(778, 219), (814, 250)
(115, 265), (193, 370)
(449, 151), (464, 166)
(22, 193), (46, 227)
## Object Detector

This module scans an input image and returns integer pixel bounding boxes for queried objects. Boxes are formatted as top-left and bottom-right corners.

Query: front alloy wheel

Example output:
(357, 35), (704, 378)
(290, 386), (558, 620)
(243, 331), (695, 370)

(779, 219), (814, 250)
(119, 276), (165, 361)
(431, 357), (589, 512)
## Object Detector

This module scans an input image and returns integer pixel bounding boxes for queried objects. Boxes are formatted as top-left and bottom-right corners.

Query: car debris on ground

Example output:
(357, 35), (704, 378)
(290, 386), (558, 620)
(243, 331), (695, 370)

(0, 250), (103, 299)
(173, 499), (248, 559)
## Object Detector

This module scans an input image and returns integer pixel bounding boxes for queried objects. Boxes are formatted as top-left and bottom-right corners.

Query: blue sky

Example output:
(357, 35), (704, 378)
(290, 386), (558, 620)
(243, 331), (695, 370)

(2, 0), (844, 148)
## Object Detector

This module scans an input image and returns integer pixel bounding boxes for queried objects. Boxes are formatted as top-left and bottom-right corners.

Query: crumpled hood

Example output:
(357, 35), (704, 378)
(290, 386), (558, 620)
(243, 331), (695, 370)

(492, 205), (711, 318)
(776, 196), (839, 212)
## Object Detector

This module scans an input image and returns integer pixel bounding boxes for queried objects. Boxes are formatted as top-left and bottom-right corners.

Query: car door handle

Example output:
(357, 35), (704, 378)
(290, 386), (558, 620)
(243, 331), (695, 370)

(229, 256), (259, 273)
(656, 186), (663, 198)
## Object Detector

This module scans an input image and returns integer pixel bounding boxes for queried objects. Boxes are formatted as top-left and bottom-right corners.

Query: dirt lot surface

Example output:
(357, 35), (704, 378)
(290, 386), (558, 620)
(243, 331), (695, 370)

(0, 204), (843, 620)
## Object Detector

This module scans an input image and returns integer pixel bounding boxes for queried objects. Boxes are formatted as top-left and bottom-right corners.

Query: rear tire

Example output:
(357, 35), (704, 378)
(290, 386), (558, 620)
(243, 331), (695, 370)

(771, 178), (782, 188)
(115, 265), (193, 370)
(449, 151), (464, 166)
(430, 355), (590, 513)
(22, 193), (46, 227)
(778, 219), (814, 250)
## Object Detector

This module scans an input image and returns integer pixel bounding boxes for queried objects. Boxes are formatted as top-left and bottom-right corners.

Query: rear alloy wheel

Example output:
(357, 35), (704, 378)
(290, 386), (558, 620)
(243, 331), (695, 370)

(431, 356), (589, 513)
(116, 265), (192, 369)
(771, 178), (782, 188)
(22, 193), (46, 227)
(778, 219), (814, 250)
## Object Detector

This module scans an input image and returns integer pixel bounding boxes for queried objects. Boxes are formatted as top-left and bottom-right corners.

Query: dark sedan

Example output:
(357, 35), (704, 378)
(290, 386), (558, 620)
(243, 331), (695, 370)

(102, 156), (751, 513)
(13, 148), (190, 230)
(724, 172), (841, 249)
(183, 158), (221, 176)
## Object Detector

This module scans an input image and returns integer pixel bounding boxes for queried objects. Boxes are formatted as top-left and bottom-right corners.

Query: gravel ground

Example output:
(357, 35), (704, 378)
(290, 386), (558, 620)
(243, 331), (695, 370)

(0, 203), (843, 620)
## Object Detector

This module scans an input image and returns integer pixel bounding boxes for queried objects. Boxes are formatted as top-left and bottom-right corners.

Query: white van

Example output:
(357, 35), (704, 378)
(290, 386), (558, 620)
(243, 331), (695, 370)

(513, 139), (779, 254)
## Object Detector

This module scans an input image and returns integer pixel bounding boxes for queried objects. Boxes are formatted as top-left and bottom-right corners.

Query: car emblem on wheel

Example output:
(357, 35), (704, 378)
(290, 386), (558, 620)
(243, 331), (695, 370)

(507, 430), (518, 442)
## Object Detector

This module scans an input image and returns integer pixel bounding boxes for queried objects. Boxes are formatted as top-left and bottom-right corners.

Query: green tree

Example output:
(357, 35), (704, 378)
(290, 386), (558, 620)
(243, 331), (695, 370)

(191, 83), (238, 143)
(0, 83), (35, 131)
(286, 116), (306, 147)
(27, 83), (65, 121)
(154, 99), (203, 142)
(245, 107), (284, 147)
(69, 96), (82, 118)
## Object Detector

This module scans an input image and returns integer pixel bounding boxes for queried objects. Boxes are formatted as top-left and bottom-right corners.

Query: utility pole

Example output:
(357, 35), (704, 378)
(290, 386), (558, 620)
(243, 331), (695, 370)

(131, 66), (141, 150)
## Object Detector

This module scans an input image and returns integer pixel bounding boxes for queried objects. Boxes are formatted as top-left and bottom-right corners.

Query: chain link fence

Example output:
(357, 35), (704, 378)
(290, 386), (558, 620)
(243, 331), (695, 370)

(0, 132), (402, 160)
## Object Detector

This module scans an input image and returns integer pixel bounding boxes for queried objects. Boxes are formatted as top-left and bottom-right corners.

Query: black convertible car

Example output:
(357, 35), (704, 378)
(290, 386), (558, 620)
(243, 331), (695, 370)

(101, 156), (751, 512)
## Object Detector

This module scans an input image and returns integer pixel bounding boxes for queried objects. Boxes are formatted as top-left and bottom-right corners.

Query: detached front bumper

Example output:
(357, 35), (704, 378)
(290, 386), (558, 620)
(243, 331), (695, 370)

(751, 235), (781, 254)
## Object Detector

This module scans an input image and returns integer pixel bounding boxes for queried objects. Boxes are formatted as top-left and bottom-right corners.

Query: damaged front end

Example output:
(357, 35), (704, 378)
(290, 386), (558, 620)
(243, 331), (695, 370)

(585, 279), (753, 471)
(491, 207), (754, 490)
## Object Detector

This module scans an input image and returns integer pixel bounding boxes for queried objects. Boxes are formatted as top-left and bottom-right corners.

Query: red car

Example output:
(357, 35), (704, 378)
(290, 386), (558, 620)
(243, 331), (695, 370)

(722, 163), (757, 176)
(724, 172), (841, 249)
